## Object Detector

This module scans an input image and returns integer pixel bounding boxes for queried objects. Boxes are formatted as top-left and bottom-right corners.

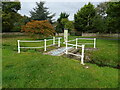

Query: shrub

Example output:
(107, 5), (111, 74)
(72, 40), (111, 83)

(21, 20), (55, 38)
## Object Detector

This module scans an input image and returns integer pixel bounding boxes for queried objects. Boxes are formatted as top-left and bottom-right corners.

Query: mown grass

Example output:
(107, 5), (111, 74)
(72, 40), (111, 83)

(2, 34), (119, 88)
(90, 39), (119, 67)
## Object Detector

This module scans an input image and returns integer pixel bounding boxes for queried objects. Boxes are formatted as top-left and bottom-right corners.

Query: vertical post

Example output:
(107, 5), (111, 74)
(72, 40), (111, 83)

(17, 40), (20, 53)
(64, 29), (68, 42)
(53, 37), (55, 45)
(65, 40), (68, 54)
(94, 38), (96, 48)
(58, 38), (60, 47)
(76, 38), (78, 49)
(81, 45), (85, 65)
(44, 39), (46, 51)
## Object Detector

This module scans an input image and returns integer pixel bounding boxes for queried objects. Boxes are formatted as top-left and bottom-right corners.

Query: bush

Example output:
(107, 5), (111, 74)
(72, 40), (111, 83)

(21, 20), (55, 38)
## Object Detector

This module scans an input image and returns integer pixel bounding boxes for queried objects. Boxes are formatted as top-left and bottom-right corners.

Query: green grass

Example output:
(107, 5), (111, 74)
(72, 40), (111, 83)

(90, 39), (119, 67)
(2, 34), (119, 88)
(66, 36), (119, 67)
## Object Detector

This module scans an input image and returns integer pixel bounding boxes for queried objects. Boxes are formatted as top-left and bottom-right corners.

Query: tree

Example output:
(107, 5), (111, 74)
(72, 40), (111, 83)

(30, 1), (55, 23)
(95, 2), (107, 17)
(2, 2), (21, 13)
(21, 20), (55, 38)
(57, 12), (69, 23)
(92, 2), (108, 33)
(61, 18), (74, 33)
(12, 15), (31, 32)
(106, 1), (120, 33)
(74, 2), (95, 33)
(92, 15), (107, 33)
(65, 21), (74, 32)
(56, 12), (69, 33)
(2, 1), (21, 32)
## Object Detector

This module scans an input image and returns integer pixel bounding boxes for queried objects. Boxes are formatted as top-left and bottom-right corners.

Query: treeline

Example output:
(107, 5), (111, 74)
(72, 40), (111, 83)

(2, 1), (120, 35)
(74, 2), (120, 34)
(2, 2), (30, 32)
(56, 2), (120, 35)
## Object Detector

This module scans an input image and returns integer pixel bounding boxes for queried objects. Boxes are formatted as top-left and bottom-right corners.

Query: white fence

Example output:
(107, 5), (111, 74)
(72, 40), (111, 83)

(65, 39), (85, 65)
(77, 38), (96, 48)
(64, 38), (96, 48)
(64, 37), (96, 64)
(17, 37), (62, 53)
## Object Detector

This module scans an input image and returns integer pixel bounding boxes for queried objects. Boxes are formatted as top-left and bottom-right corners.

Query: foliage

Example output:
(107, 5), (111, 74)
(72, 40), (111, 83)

(55, 12), (69, 33)
(95, 2), (108, 17)
(61, 18), (74, 33)
(74, 2), (95, 33)
(65, 21), (74, 32)
(61, 18), (68, 27)
(92, 15), (107, 33)
(92, 2), (108, 33)
(57, 12), (69, 23)
(74, 1), (119, 34)
(12, 15), (31, 32)
(30, 1), (55, 23)
(2, 2), (21, 13)
(2, 2), (21, 32)
(21, 20), (55, 38)
(106, 1), (120, 33)
(55, 23), (63, 33)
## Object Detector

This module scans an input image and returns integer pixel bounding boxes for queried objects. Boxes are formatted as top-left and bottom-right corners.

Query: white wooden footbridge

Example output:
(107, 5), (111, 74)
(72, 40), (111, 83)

(17, 30), (96, 65)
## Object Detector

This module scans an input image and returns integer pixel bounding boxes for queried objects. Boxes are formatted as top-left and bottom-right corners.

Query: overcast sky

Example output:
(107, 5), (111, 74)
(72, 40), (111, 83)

(18, 0), (109, 21)
(18, 0), (109, 2)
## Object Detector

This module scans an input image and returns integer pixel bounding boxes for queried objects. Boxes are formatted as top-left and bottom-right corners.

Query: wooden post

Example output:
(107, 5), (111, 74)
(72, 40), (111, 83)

(58, 38), (60, 47)
(44, 39), (46, 51)
(76, 38), (78, 49)
(81, 45), (85, 65)
(53, 37), (55, 45)
(65, 41), (68, 54)
(18, 40), (20, 53)
(94, 38), (96, 48)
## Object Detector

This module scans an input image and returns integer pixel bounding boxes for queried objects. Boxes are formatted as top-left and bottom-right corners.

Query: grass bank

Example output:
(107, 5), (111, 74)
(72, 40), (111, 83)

(2, 34), (119, 88)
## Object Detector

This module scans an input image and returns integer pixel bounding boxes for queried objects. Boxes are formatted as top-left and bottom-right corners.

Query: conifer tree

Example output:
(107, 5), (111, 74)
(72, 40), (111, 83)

(30, 1), (55, 23)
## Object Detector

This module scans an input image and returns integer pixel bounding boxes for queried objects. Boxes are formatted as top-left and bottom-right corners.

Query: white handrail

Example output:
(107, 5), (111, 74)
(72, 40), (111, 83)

(67, 39), (76, 42)
(20, 47), (44, 48)
(77, 38), (96, 48)
(65, 40), (85, 65)
(17, 37), (62, 53)
(77, 38), (94, 40)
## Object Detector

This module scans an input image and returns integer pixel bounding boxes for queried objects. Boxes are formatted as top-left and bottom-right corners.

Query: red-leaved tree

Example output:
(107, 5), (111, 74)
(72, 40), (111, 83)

(21, 20), (55, 38)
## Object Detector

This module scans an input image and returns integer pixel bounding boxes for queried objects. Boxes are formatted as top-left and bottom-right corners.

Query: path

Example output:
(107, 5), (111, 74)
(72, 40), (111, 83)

(45, 47), (73, 56)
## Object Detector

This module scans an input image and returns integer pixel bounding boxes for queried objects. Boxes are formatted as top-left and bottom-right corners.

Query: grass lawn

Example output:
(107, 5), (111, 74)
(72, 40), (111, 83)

(2, 34), (119, 88)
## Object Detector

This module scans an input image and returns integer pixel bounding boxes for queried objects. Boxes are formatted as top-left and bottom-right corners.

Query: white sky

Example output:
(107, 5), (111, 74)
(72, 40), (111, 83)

(17, 0), (110, 21)
(18, 0), (110, 2)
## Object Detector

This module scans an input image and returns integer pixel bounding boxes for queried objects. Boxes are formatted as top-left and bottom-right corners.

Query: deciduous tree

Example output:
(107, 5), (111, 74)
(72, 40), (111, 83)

(2, 1), (21, 32)
(56, 12), (69, 33)
(74, 2), (95, 33)
(21, 20), (55, 38)
(106, 1), (120, 33)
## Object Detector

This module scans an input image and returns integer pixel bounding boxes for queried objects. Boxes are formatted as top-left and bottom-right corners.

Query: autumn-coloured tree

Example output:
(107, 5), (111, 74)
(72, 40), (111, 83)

(21, 20), (55, 38)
